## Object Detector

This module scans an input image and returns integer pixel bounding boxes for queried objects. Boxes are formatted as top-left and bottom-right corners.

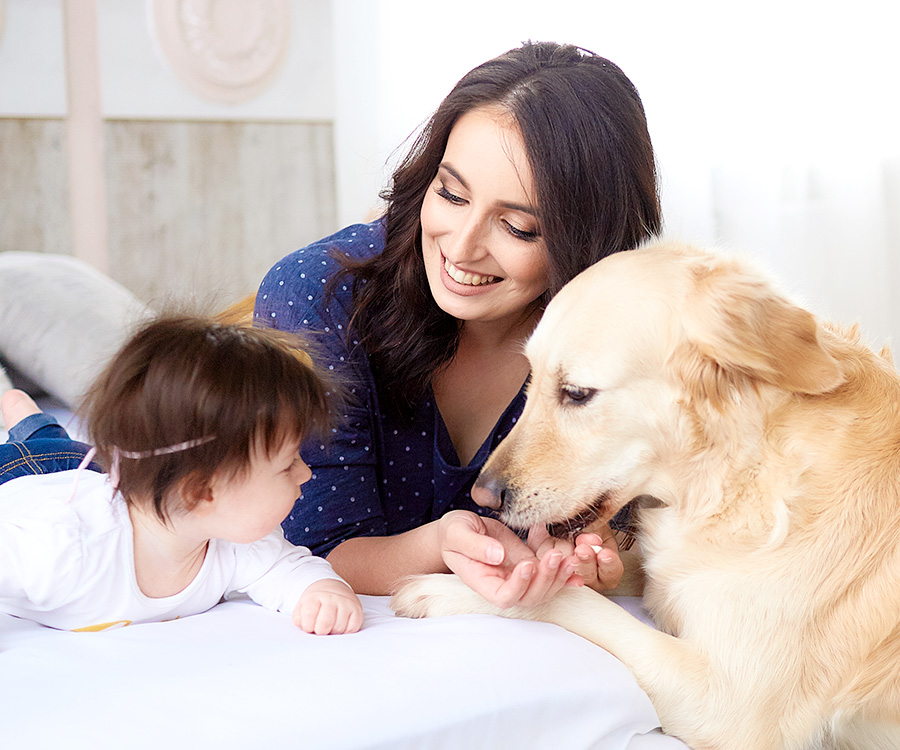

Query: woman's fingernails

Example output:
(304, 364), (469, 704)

(520, 563), (535, 580)
(486, 545), (503, 564)
(548, 552), (561, 569)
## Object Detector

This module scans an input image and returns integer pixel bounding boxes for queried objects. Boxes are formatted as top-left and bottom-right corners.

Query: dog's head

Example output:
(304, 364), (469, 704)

(472, 240), (845, 537)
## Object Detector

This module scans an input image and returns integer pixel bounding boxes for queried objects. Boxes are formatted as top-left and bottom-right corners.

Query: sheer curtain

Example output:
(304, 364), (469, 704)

(662, 157), (900, 353)
(333, 0), (899, 350)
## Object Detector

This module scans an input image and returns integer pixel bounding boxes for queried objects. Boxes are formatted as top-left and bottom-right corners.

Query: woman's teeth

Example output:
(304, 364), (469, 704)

(444, 258), (498, 286)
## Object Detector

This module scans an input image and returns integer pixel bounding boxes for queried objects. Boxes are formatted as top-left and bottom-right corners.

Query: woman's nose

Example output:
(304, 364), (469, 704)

(448, 213), (489, 263)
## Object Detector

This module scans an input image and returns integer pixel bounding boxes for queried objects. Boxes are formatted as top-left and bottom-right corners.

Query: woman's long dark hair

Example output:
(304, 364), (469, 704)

(340, 41), (661, 414)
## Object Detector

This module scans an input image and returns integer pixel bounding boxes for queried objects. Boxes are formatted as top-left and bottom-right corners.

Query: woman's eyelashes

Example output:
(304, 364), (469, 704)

(436, 184), (466, 205)
(435, 183), (540, 242)
(503, 220), (539, 242)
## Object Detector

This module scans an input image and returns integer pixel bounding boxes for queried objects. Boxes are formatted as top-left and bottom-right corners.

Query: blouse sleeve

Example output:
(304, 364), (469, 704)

(254, 223), (388, 557)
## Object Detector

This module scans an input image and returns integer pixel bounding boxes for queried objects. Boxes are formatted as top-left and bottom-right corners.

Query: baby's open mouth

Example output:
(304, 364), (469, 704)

(444, 257), (500, 286)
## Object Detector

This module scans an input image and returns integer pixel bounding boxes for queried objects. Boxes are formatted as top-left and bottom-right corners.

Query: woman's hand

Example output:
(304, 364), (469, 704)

(293, 579), (364, 635)
(527, 522), (624, 592)
(437, 510), (581, 609)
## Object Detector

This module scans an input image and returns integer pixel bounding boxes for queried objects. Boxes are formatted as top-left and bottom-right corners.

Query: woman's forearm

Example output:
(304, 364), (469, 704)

(325, 520), (450, 595)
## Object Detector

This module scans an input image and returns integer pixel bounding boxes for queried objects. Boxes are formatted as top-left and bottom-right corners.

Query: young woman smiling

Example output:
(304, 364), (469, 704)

(254, 41), (661, 608)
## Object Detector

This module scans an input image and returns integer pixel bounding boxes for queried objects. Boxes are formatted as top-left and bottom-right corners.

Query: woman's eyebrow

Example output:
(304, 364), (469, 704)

(438, 162), (537, 217)
(438, 162), (469, 190)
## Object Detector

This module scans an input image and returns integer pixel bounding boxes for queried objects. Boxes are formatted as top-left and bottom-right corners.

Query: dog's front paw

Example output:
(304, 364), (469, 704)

(391, 573), (498, 619)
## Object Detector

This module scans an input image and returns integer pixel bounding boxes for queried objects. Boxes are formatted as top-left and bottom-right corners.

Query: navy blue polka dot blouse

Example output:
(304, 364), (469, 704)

(254, 221), (527, 557)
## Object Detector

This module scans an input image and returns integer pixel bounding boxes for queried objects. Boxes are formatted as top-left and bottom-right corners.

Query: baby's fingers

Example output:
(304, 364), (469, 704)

(335, 601), (364, 634)
(294, 598), (321, 633)
(316, 598), (345, 635)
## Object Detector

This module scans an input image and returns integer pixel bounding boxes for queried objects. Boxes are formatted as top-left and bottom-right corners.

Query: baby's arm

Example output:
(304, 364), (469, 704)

(292, 578), (363, 635)
(230, 530), (363, 633)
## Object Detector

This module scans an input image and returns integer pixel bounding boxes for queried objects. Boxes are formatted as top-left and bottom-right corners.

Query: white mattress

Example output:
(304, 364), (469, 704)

(0, 595), (689, 749)
(1, 400), (689, 748)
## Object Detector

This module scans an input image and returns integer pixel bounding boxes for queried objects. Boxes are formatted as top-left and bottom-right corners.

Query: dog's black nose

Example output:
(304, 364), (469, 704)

(472, 472), (505, 510)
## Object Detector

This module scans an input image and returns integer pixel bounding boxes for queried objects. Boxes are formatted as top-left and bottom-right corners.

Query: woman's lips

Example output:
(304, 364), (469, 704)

(440, 256), (502, 296)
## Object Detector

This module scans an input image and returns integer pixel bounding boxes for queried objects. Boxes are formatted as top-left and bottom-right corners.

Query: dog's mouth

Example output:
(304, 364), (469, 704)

(546, 492), (611, 541)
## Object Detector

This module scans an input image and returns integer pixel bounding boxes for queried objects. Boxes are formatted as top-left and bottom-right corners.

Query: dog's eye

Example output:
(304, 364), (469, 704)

(560, 385), (597, 406)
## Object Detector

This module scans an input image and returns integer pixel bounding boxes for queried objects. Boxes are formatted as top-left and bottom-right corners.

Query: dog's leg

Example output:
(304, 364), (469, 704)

(393, 574), (795, 750)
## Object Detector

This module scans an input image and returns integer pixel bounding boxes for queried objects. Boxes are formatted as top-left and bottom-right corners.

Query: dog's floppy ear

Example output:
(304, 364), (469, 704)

(676, 260), (844, 404)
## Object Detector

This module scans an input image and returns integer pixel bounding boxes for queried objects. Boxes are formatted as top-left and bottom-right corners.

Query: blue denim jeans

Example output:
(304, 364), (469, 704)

(0, 413), (102, 486)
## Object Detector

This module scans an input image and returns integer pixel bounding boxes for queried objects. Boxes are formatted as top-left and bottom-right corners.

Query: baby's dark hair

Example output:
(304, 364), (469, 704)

(79, 316), (334, 522)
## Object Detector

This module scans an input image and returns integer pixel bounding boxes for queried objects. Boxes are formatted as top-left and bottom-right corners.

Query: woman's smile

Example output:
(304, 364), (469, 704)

(441, 255), (501, 292)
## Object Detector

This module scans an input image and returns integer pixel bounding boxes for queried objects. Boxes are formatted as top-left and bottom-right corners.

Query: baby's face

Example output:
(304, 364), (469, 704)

(203, 438), (309, 544)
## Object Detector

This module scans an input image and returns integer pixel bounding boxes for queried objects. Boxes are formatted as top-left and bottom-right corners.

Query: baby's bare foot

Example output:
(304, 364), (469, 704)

(0, 389), (43, 431)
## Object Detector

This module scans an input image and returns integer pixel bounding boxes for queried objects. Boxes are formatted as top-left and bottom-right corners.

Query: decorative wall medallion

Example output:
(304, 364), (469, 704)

(148, 0), (291, 105)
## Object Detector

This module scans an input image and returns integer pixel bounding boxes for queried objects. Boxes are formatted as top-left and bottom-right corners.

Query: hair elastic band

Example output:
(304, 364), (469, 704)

(66, 436), (216, 503)
(116, 436), (216, 460)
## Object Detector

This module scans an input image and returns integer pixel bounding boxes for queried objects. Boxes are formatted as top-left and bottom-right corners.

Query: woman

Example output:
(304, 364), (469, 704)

(255, 41), (661, 608)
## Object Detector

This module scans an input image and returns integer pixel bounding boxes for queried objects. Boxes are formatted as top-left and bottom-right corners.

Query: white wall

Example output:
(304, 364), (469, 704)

(3, 1), (898, 346)
(0, 0), (338, 305)
(0, 0), (334, 120)
(332, 0), (900, 349)
(0, 0), (67, 115)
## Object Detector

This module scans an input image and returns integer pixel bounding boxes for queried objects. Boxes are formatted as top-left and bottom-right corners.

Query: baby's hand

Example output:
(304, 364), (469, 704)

(293, 579), (364, 635)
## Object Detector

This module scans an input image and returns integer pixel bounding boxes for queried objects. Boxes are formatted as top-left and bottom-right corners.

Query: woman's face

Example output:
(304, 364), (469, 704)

(420, 106), (549, 327)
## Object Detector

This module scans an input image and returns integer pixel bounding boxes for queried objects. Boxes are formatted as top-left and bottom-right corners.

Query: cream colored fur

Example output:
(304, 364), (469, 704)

(392, 240), (900, 750)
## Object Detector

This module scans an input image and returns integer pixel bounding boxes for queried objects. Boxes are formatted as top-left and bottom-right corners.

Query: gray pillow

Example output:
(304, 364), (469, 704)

(0, 252), (152, 409)
(0, 363), (12, 395)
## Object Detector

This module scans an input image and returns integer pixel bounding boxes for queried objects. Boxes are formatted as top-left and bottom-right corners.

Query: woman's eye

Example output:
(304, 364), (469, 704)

(503, 220), (539, 242)
(436, 184), (466, 205)
(560, 385), (597, 406)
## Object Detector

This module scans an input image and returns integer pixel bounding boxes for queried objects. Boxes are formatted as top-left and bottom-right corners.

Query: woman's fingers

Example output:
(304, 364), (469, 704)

(574, 531), (624, 591)
(441, 511), (507, 566)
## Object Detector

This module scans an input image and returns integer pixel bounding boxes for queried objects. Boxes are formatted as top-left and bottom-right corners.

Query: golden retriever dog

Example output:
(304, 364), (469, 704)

(391, 240), (900, 750)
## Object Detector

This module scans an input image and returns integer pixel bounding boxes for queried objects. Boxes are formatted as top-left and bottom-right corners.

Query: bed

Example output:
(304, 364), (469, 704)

(0, 253), (689, 749)
(0, 592), (687, 749)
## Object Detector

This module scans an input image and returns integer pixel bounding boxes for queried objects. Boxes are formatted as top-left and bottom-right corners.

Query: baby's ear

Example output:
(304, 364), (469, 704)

(180, 474), (215, 511)
(676, 257), (844, 403)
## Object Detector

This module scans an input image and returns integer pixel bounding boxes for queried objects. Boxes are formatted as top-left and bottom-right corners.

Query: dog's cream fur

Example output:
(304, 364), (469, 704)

(392, 241), (900, 750)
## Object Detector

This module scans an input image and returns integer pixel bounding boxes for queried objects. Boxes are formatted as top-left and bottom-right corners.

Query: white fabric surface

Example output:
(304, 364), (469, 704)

(0, 595), (689, 750)
(1, 402), (689, 749)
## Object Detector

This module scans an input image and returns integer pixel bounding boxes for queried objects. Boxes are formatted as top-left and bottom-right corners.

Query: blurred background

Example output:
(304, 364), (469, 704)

(1, 0), (898, 350)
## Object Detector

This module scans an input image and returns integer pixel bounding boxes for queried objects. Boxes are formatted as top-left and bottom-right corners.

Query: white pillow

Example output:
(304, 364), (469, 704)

(0, 253), (152, 408)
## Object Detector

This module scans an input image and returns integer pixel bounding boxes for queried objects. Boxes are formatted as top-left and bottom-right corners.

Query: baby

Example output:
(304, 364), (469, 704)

(0, 316), (363, 635)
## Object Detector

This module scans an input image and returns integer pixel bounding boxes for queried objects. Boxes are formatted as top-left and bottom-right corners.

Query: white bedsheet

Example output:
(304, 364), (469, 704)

(1, 401), (688, 748)
(0, 595), (689, 750)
